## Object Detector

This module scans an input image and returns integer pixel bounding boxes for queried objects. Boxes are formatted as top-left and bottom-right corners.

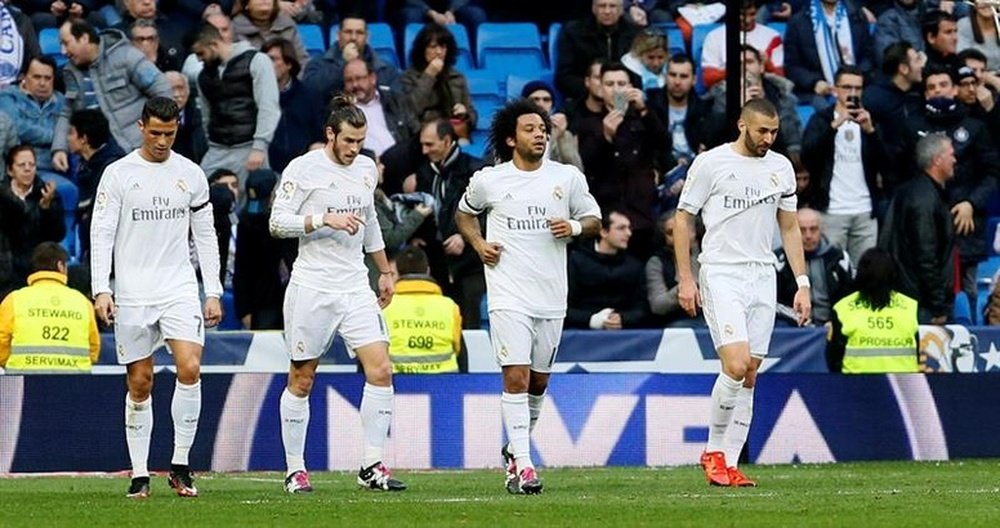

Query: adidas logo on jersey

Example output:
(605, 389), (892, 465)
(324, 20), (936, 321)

(503, 193), (514, 200)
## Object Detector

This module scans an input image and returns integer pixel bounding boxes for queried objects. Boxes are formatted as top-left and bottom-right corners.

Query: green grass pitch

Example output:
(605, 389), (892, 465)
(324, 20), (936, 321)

(2, 461), (999, 527)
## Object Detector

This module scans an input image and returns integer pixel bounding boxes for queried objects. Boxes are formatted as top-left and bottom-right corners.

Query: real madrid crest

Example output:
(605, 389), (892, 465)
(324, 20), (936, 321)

(770, 172), (779, 187)
(176, 179), (188, 193)
(552, 185), (564, 200)
(953, 126), (969, 143)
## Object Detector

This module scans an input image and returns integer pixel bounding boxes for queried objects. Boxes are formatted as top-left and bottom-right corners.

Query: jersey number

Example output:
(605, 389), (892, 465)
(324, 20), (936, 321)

(42, 326), (70, 341)
(866, 316), (894, 330)
(407, 335), (434, 349)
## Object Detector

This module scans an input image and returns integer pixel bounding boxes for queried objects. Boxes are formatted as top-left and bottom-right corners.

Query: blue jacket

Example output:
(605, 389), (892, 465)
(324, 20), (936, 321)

(269, 79), (326, 174)
(0, 86), (65, 172)
(784, 6), (875, 98)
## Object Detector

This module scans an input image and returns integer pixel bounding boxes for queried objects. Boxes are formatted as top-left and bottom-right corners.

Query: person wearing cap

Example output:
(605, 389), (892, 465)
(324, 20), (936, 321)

(521, 80), (584, 171)
(955, 49), (1000, 141)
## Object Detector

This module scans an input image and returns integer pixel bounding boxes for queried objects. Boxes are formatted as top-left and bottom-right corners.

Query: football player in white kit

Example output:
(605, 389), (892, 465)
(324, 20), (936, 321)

(269, 95), (404, 494)
(455, 99), (602, 494)
(674, 98), (811, 488)
(91, 97), (223, 499)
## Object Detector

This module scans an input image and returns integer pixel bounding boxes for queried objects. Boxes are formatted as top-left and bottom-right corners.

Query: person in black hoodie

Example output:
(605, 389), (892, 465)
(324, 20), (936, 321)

(567, 209), (648, 329)
(68, 108), (126, 261)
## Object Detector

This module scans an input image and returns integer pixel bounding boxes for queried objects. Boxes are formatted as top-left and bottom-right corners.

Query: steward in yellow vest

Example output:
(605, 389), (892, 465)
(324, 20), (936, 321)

(383, 247), (462, 373)
(0, 242), (100, 373)
(828, 249), (919, 374)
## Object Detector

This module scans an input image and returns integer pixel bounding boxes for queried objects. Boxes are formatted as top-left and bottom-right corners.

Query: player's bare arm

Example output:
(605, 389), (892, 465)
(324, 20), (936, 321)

(456, 209), (503, 266)
(777, 209), (812, 325)
(673, 209), (700, 317)
(549, 216), (600, 239)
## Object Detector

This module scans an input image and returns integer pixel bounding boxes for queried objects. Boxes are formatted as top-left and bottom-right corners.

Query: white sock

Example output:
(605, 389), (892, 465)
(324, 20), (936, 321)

(707, 373), (743, 454)
(502, 392), (533, 470)
(723, 386), (755, 468)
(528, 392), (546, 433)
(125, 393), (153, 478)
(280, 388), (310, 476)
(360, 383), (394, 468)
(171, 380), (201, 466)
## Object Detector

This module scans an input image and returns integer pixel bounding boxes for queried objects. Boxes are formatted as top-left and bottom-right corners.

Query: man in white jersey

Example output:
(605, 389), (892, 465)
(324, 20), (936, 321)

(455, 99), (602, 494)
(269, 94), (404, 494)
(91, 96), (223, 499)
(674, 98), (811, 488)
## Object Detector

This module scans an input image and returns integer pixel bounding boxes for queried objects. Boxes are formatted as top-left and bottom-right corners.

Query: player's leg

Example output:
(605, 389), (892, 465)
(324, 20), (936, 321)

(164, 338), (203, 497)
(491, 310), (538, 494)
(117, 305), (159, 499)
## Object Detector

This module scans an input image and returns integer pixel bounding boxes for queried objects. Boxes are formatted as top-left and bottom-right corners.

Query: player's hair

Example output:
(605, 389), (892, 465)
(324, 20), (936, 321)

(853, 248), (897, 311)
(325, 93), (367, 134)
(409, 23), (457, 71)
(740, 98), (778, 120)
(28, 55), (58, 76)
(957, 47), (988, 67)
(141, 96), (180, 124)
(194, 21), (224, 46)
(833, 64), (864, 85)
(422, 118), (457, 143)
(209, 168), (238, 184)
(881, 41), (914, 77)
(262, 37), (301, 78)
(395, 246), (430, 276)
(915, 132), (951, 171)
(30, 242), (69, 273)
(922, 9), (956, 40)
(63, 18), (98, 44)
(69, 109), (111, 148)
(5, 144), (35, 170)
(488, 98), (551, 163)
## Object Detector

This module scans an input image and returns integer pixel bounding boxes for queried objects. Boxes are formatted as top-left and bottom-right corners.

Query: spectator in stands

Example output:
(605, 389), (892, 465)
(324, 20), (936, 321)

(209, 169), (238, 288)
(3, 145), (65, 288)
(801, 65), (884, 267)
(621, 27), (669, 90)
(368, 162), (431, 290)
(646, 210), (704, 327)
(52, 19), (172, 171)
(0, 242), (101, 373)
(67, 108), (124, 261)
(648, 54), (710, 169)
(622, 0), (673, 27)
(395, 0), (487, 44)
(128, 18), (182, 73)
(521, 80), (584, 171)
(0, 2), (42, 88)
(902, 65), (1000, 305)
(874, 0), (925, 63)
(701, 0), (785, 90)
(182, 10), (234, 83)
(302, 16), (401, 102)
(0, 178), (25, 298)
(567, 209), (649, 330)
(231, 0), (309, 66)
(401, 23), (477, 139)
(880, 133), (955, 324)
(26, 1), (101, 30)
(114, 0), (185, 67)
(163, 71), (207, 163)
(956, 50), (1000, 139)
(659, 0), (724, 46)
(959, 1), (1000, 69)
(922, 9), (959, 71)
(0, 56), (64, 175)
(784, 0), (874, 108)
(412, 119), (486, 328)
(576, 62), (670, 261)
(565, 59), (607, 131)
(557, 0), (639, 104)
(193, 22), (281, 187)
(828, 247), (919, 374)
(233, 168), (297, 329)
(382, 245), (463, 373)
(277, 0), (323, 23)
(344, 58), (419, 157)
(263, 37), (325, 174)
(775, 208), (853, 326)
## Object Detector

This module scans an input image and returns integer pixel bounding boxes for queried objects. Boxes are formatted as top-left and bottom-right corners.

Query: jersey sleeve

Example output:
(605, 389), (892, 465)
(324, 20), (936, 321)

(269, 162), (311, 238)
(457, 170), (489, 216)
(189, 170), (223, 298)
(363, 174), (386, 253)
(778, 157), (798, 212)
(677, 153), (713, 215)
(90, 166), (123, 297)
(568, 169), (602, 220)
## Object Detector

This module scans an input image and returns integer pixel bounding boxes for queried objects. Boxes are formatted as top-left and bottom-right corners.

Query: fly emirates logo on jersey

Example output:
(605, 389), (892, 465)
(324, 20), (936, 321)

(131, 195), (188, 222)
(327, 194), (365, 218)
(505, 204), (553, 231)
(721, 173), (781, 211)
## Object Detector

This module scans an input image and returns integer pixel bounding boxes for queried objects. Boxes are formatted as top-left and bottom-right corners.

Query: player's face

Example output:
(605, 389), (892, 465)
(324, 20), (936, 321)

(797, 212), (822, 253)
(738, 112), (779, 157)
(6, 149), (37, 188)
(601, 212), (632, 251)
(510, 113), (548, 163)
(327, 122), (367, 165)
(139, 116), (178, 162)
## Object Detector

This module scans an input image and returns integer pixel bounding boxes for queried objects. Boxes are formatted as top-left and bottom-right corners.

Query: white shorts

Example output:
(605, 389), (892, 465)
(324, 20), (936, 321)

(114, 297), (204, 365)
(699, 263), (776, 357)
(283, 283), (389, 361)
(488, 310), (564, 372)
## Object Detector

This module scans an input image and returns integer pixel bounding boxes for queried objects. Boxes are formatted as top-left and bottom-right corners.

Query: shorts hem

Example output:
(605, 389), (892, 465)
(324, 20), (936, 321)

(117, 350), (155, 365)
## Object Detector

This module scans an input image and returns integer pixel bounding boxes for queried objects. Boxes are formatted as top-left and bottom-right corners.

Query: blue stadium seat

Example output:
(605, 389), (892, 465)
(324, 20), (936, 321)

(99, 4), (122, 27)
(330, 23), (401, 68)
(548, 22), (561, 71)
(465, 130), (488, 159)
(404, 23), (474, 71)
(954, 292), (973, 325)
(978, 255), (1000, 293)
(467, 76), (504, 131)
(768, 22), (787, 40)
(691, 23), (720, 94)
(978, 287), (992, 323)
(298, 24), (325, 58)
(39, 28), (67, 67)
(476, 23), (546, 74)
(796, 105), (816, 127)
(653, 23), (686, 56)
(987, 216), (1000, 255)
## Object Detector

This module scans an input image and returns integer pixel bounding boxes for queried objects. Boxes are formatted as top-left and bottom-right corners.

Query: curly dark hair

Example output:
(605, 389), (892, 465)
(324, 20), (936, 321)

(409, 23), (457, 71)
(488, 98), (551, 163)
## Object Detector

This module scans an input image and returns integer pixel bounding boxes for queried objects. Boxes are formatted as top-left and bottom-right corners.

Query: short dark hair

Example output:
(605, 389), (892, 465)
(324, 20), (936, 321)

(209, 168), (238, 185)
(395, 246), (430, 276)
(63, 18), (98, 44)
(194, 21), (223, 46)
(834, 64), (864, 84)
(27, 55), (57, 77)
(409, 23), (457, 71)
(600, 209), (627, 230)
(31, 242), (69, 273)
(600, 61), (631, 79)
(923, 63), (956, 86)
(740, 43), (762, 63)
(262, 37), (301, 78)
(741, 98), (778, 119)
(5, 144), (35, 170)
(488, 98), (551, 163)
(141, 96), (180, 124)
(69, 109), (111, 148)
(668, 53), (695, 70)
(957, 47), (988, 67)
(922, 9), (956, 40)
(422, 118), (457, 143)
(325, 93), (367, 133)
(881, 41), (914, 77)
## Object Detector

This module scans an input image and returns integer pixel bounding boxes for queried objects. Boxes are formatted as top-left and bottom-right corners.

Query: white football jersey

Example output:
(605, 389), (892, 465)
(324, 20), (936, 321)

(458, 160), (601, 319)
(678, 143), (796, 265)
(91, 150), (222, 306)
(269, 149), (384, 294)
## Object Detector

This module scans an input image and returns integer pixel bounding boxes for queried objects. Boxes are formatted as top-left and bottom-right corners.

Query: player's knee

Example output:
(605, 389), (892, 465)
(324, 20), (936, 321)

(290, 371), (316, 395)
(528, 373), (550, 395)
(364, 361), (393, 386)
(175, 357), (201, 384)
(723, 360), (750, 381)
(503, 368), (530, 393)
(128, 372), (153, 400)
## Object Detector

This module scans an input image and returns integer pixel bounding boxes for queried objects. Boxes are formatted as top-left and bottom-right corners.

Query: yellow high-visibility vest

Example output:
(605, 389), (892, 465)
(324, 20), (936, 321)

(383, 278), (461, 374)
(3, 272), (96, 373)
(834, 291), (919, 374)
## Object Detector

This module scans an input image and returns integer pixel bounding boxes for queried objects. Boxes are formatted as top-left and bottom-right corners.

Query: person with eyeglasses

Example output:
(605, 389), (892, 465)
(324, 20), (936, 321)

(956, 48), (1000, 141)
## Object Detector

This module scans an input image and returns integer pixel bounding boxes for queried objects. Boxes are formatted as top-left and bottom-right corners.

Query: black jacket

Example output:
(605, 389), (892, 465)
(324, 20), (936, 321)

(801, 104), (886, 214)
(0, 186), (26, 298)
(270, 78), (326, 174)
(862, 78), (922, 194)
(775, 237), (854, 324)
(879, 173), (954, 319)
(76, 140), (127, 257)
(647, 89), (712, 158)
(566, 241), (649, 329)
(556, 16), (639, 103)
(4, 178), (66, 287)
(174, 102), (208, 164)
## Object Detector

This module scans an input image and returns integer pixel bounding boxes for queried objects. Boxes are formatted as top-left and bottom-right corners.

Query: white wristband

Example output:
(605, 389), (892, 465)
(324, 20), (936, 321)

(311, 213), (325, 230)
(796, 274), (811, 289)
(568, 219), (582, 236)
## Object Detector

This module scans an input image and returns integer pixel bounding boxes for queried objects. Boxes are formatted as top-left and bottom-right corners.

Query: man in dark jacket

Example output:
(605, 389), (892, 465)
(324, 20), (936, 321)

(775, 208), (853, 325)
(556, 0), (639, 104)
(879, 133), (956, 324)
(263, 37), (325, 174)
(302, 16), (400, 101)
(567, 210), (648, 329)
(67, 108), (125, 260)
(0, 185), (26, 298)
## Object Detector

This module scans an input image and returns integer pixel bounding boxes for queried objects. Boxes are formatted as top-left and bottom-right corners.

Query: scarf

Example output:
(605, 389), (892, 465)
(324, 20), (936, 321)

(811, 0), (854, 85)
(0, 3), (24, 86)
